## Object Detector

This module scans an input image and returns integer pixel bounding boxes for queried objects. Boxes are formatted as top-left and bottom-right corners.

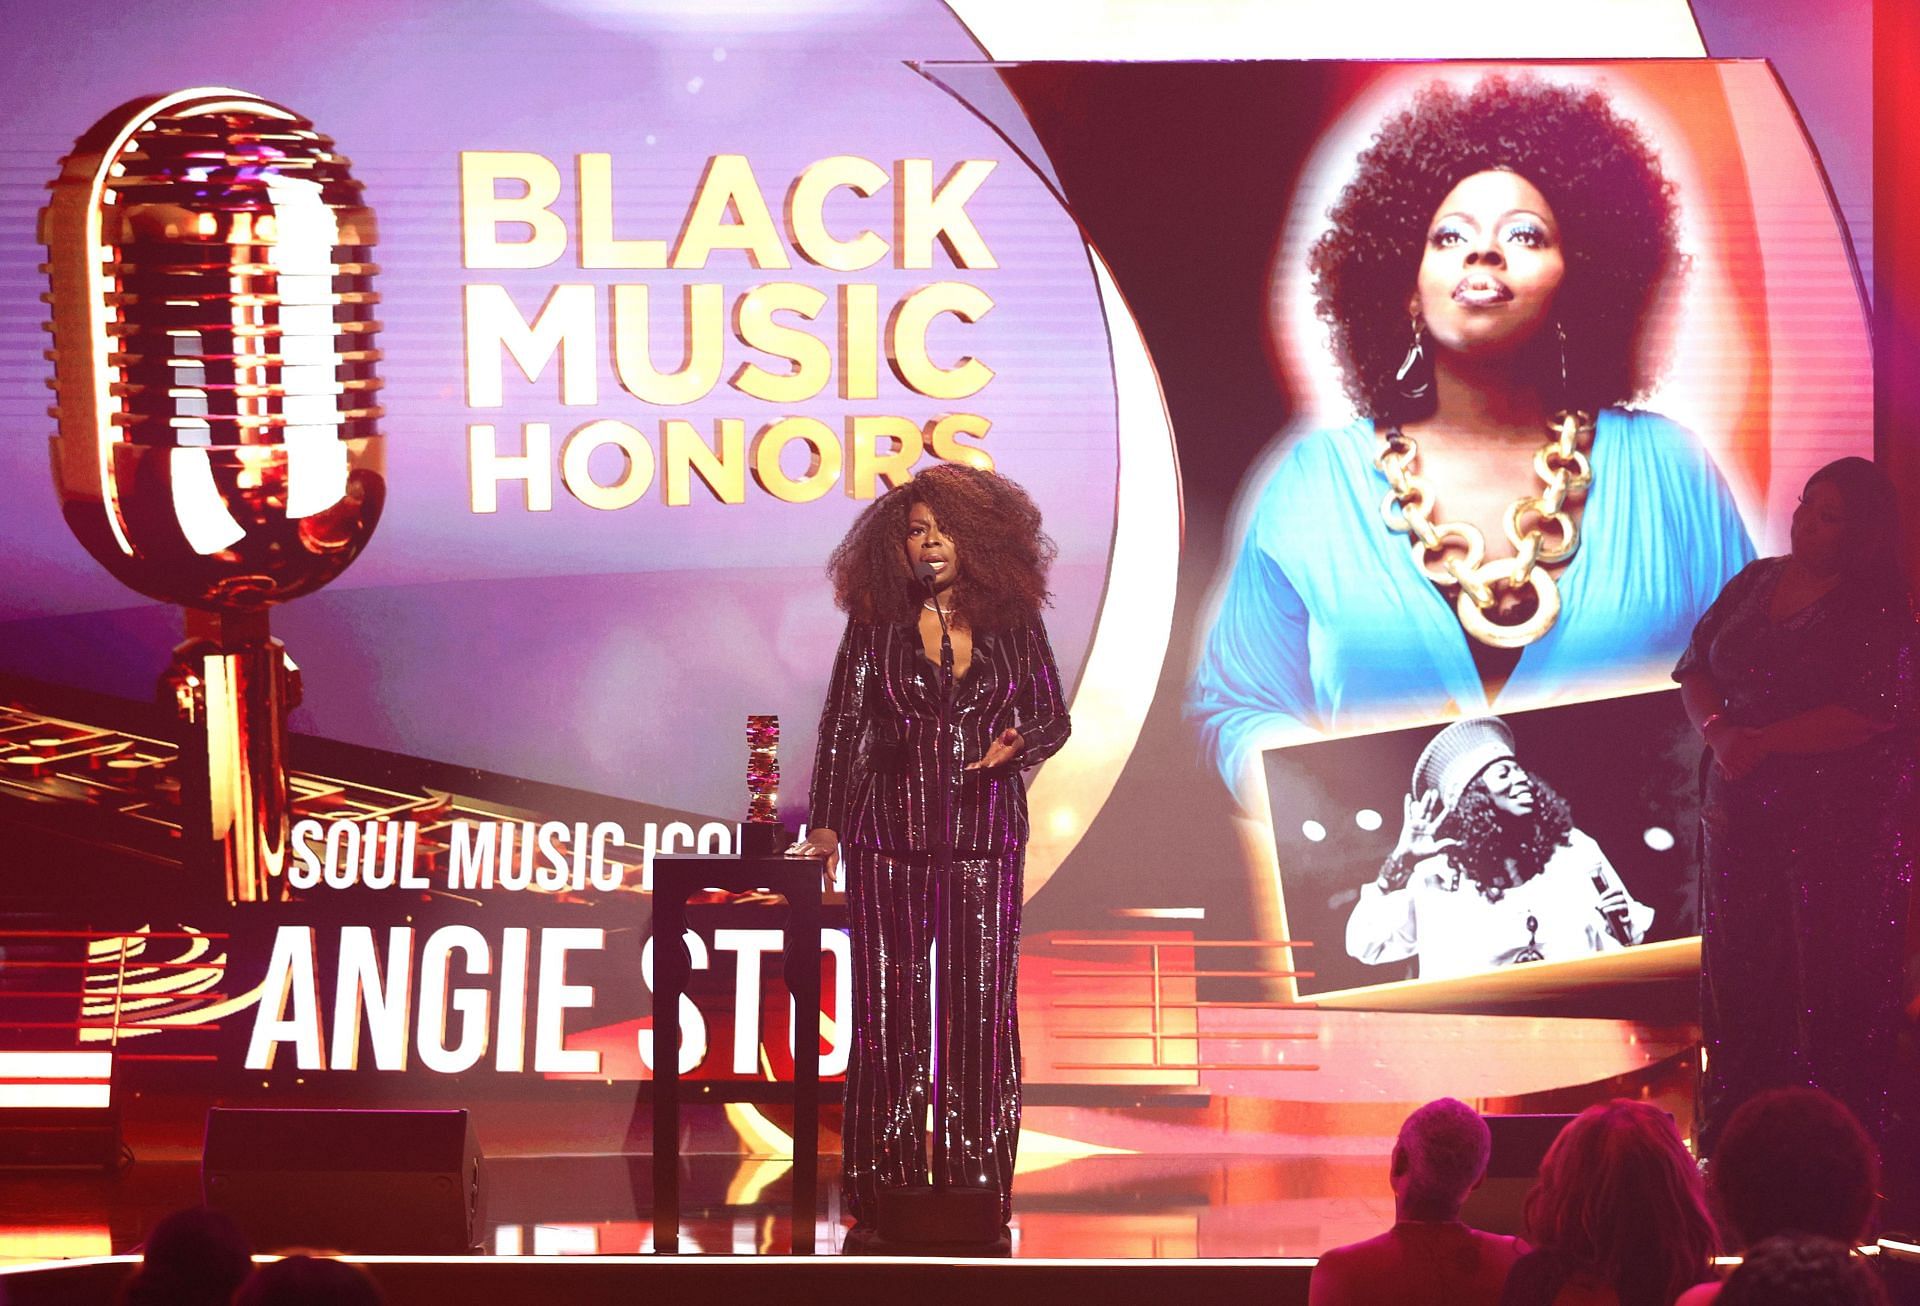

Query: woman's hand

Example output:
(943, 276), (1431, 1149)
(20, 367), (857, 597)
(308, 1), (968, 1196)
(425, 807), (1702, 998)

(1704, 720), (1769, 780)
(1377, 791), (1457, 891)
(1596, 882), (1635, 924)
(965, 727), (1025, 772)
(787, 827), (841, 877)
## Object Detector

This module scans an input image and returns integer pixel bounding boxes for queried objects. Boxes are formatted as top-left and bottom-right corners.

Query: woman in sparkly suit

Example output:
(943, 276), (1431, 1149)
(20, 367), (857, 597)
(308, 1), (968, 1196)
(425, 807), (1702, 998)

(1674, 457), (1916, 1154)
(794, 464), (1071, 1233)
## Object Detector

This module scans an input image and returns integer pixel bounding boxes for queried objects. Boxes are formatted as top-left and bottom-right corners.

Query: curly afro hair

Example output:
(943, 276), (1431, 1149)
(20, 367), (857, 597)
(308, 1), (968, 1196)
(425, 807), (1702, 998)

(826, 463), (1056, 631)
(1438, 768), (1574, 897)
(1711, 1087), (1879, 1247)
(1308, 74), (1680, 420)
(1720, 1234), (1889, 1306)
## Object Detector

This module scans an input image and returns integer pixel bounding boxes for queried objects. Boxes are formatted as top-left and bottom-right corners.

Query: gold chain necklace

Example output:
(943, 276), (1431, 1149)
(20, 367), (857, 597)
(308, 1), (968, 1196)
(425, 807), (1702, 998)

(1374, 410), (1594, 649)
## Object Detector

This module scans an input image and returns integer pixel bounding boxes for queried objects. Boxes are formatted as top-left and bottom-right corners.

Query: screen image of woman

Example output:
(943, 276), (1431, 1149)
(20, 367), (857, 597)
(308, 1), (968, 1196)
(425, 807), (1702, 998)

(792, 464), (1071, 1236)
(1347, 716), (1652, 980)
(1189, 74), (1755, 798)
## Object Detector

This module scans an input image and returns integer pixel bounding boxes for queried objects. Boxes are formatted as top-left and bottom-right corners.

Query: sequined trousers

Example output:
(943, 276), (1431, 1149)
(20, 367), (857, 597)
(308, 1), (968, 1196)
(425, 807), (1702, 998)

(840, 846), (1023, 1223)
(1697, 746), (1916, 1154)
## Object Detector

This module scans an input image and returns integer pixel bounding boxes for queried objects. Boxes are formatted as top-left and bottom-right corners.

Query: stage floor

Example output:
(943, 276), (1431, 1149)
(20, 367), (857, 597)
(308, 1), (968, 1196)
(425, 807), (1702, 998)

(5, 1013), (1915, 1271)
(0, 1150), (1394, 1263)
(0, 1002), (1710, 1268)
(9, 1138), (1920, 1306)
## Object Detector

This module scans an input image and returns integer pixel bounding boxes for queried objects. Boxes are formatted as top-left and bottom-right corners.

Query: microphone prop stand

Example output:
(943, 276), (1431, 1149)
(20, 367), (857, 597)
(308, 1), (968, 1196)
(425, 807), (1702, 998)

(163, 607), (301, 905)
(870, 578), (1007, 1254)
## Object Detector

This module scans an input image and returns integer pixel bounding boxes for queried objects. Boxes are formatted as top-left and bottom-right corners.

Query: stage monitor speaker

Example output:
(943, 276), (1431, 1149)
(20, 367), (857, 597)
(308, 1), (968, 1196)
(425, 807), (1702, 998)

(203, 1108), (484, 1253)
(1458, 1113), (1578, 1236)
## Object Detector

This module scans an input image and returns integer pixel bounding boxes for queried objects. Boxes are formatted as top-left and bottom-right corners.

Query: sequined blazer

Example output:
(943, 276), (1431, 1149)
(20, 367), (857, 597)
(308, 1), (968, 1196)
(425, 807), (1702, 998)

(807, 616), (1071, 854)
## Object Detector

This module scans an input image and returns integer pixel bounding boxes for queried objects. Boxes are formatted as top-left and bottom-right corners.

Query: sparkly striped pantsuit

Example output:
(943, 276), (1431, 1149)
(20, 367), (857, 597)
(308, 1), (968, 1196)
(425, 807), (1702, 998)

(840, 846), (1023, 1224)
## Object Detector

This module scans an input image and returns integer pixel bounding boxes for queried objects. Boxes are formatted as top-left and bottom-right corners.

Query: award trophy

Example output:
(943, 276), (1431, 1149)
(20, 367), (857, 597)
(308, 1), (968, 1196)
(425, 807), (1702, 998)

(40, 89), (384, 903)
(741, 714), (786, 855)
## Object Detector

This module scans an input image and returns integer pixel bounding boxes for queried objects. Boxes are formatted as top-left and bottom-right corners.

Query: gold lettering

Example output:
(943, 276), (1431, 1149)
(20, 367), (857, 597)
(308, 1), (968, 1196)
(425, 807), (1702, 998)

(663, 419), (748, 506)
(787, 155), (889, 271)
(928, 412), (993, 471)
(464, 284), (597, 408)
(839, 284), (879, 400)
(751, 416), (841, 503)
(888, 282), (994, 400)
(732, 282), (831, 403)
(459, 152), (567, 270)
(672, 155), (791, 269)
(561, 419), (656, 511)
(469, 423), (555, 513)
(895, 159), (996, 270)
(847, 415), (922, 499)
(578, 154), (669, 269)
(611, 284), (724, 405)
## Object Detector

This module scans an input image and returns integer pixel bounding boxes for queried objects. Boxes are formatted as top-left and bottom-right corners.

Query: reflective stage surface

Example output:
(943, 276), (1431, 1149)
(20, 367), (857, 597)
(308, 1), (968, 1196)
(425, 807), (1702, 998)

(0, 1149), (1391, 1262)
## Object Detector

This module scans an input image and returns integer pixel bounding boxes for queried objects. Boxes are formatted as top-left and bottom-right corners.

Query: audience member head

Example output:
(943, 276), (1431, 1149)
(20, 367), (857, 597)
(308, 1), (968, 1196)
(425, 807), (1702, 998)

(1522, 1099), (1716, 1306)
(234, 1255), (384, 1306)
(1718, 1234), (1889, 1306)
(1797, 457), (1909, 603)
(120, 1206), (252, 1306)
(1391, 1097), (1493, 1220)
(1711, 1087), (1879, 1249)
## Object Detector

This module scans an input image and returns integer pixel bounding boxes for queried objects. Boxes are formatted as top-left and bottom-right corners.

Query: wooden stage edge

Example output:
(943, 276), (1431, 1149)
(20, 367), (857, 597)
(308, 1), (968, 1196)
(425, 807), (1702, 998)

(0, 1253), (1322, 1306)
(10, 1239), (1920, 1306)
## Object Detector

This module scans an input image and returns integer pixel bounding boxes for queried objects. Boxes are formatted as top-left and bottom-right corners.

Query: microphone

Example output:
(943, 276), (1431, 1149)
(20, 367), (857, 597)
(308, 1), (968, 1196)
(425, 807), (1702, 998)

(1591, 863), (1635, 946)
(40, 88), (385, 903)
(910, 558), (955, 701)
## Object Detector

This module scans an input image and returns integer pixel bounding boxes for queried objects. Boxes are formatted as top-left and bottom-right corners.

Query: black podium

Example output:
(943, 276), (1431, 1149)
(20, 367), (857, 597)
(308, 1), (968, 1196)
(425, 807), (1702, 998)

(650, 854), (823, 1254)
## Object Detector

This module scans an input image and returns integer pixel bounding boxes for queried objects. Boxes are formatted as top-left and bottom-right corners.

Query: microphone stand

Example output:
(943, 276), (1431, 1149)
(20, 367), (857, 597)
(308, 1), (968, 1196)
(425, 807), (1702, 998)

(929, 577), (955, 1211)
(871, 574), (1005, 1252)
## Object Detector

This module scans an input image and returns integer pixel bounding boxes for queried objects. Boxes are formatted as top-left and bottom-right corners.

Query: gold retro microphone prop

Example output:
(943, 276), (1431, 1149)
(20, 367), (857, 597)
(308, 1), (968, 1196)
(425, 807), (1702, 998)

(40, 89), (385, 903)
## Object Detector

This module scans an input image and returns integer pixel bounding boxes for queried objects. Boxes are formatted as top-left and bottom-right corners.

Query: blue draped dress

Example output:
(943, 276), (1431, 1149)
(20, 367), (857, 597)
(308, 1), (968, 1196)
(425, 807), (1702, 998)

(1189, 408), (1756, 788)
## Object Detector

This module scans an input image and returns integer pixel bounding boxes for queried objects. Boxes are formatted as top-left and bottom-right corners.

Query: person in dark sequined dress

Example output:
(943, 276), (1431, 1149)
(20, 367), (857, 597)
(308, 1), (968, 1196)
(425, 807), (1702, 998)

(792, 464), (1071, 1235)
(1673, 456), (1916, 1155)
